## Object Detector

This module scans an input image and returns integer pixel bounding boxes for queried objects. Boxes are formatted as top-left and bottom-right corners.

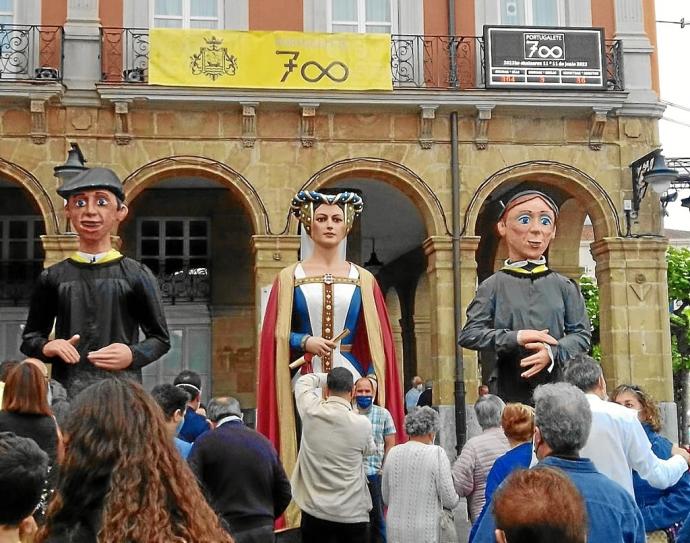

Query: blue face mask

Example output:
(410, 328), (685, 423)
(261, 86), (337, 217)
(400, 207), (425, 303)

(175, 412), (185, 436)
(356, 396), (373, 410)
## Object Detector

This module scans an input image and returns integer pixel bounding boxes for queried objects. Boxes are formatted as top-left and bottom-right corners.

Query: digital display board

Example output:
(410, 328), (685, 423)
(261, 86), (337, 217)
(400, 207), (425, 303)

(484, 26), (606, 90)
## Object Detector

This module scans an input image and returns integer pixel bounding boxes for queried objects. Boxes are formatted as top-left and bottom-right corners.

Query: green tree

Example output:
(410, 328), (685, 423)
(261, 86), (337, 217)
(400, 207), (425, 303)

(668, 246), (690, 371)
(579, 275), (601, 360)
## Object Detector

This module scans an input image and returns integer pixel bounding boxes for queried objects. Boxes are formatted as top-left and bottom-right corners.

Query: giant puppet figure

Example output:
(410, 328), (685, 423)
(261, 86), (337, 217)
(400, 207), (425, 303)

(21, 168), (170, 398)
(458, 190), (590, 404)
(257, 190), (405, 523)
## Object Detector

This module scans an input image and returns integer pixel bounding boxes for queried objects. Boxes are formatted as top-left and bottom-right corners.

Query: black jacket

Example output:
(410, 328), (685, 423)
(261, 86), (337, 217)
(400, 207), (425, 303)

(189, 419), (292, 534)
(21, 255), (170, 397)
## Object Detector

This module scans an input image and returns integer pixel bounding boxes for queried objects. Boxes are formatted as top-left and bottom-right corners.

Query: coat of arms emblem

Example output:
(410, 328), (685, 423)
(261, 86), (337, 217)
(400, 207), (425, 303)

(190, 35), (238, 81)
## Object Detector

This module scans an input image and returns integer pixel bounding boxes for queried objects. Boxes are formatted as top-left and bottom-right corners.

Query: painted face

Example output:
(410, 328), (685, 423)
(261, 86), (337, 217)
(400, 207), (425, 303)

(65, 190), (128, 246)
(614, 390), (643, 417)
(310, 203), (347, 248)
(497, 196), (556, 261)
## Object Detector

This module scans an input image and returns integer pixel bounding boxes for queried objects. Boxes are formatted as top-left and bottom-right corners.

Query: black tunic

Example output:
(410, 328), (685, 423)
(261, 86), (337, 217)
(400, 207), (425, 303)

(21, 255), (170, 397)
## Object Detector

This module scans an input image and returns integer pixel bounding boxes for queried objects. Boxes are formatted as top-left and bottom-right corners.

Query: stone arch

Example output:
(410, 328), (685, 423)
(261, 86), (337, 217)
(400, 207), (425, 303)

(0, 158), (59, 235)
(385, 287), (404, 380)
(463, 160), (621, 240)
(122, 156), (270, 235)
(282, 157), (451, 237)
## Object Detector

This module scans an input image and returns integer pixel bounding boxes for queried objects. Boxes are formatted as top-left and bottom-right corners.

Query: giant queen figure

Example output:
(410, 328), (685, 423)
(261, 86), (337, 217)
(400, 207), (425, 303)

(257, 190), (405, 523)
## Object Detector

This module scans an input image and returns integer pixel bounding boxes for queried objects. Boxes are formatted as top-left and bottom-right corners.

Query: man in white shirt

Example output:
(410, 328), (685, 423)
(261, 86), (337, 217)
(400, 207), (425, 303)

(564, 354), (690, 496)
(292, 367), (375, 543)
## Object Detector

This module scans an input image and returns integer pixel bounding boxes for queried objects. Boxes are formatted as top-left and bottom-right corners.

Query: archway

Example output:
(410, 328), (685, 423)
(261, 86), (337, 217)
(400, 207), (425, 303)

(0, 161), (56, 360)
(121, 157), (265, 408)
(462, 160), (621, 388)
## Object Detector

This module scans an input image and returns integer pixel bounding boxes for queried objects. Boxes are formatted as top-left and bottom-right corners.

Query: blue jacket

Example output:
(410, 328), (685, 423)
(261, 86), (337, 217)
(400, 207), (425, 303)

(633, 423), (690, 531)
(469, 442), (533, 542)
(178, 406), (210, 443)
(470, 455), (646, 543)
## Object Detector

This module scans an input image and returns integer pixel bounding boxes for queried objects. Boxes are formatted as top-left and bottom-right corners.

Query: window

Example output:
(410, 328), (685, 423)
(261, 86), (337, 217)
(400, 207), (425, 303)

(137, 218), (210, 276)
(0, 216), (45, 285)
(151, 0), (221, 29)
(499, 0), (564, 26)
(329, 0), (397, 34)
(0, 0), (13, 25)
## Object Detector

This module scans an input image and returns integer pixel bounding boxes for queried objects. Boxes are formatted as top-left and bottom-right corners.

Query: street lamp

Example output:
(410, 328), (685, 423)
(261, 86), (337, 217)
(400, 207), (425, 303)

(364, 238), (384, 275)
(54, 142), (88, 187)
(629, 149), (679, 216)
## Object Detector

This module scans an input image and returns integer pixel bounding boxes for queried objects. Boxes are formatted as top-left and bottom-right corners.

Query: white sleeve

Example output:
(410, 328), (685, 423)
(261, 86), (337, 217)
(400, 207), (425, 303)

(294, 373), (326, 417)
(625, 417), (687, 489)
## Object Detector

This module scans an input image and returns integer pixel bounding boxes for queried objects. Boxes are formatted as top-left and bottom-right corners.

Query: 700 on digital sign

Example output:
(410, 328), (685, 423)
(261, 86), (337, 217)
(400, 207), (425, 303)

(484, 26), (606, 90)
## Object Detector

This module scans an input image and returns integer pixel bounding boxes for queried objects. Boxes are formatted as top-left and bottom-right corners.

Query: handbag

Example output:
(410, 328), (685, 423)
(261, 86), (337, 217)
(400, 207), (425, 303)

(437, 447), (458, 543)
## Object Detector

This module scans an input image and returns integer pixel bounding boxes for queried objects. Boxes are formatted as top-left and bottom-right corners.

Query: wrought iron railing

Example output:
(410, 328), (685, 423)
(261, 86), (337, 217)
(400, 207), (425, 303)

(0, 24), (63, 81)
(101, 27), (149, 83)
(156, 267), (210, 305)
(99, 28), (625, 91)
(605, 39), (624, 91)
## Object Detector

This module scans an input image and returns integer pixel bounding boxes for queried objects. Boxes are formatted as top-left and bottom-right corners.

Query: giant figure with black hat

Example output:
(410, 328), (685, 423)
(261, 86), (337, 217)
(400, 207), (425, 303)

(458, 190), (591, 404)
(21, 167), (170, 397)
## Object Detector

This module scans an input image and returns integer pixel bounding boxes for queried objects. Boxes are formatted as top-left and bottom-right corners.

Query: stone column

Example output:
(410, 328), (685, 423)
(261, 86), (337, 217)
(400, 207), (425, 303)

(591, 237), (676, 438)
(613, 0), (657, 105)
(251, 235), (300, 330)
(459, 236), (483, 439)
(41, 234), (79, 268)
(423, 235), (459, 453)
(63, 0), (102, 91)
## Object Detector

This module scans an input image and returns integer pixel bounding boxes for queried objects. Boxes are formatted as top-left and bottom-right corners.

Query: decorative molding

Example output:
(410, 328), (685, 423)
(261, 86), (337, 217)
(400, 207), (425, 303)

(29, 98), (47, 144)
(474, 104), (494, 150)
(299, 102), (318, 148)
(588, 107), (610, 151)
(114, 100), (132, 145)
(240, 101), (258, 148)
(418, 104), (437, 149)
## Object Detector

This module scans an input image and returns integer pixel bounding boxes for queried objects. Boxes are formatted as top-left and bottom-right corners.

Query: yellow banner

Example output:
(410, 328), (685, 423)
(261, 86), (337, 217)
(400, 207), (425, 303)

(149, 29), (392, 91)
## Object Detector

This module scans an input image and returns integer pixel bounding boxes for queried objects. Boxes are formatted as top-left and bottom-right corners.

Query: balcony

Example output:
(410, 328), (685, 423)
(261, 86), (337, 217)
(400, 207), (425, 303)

(0, 24), (63, 81)
(99, 28), (624, 91)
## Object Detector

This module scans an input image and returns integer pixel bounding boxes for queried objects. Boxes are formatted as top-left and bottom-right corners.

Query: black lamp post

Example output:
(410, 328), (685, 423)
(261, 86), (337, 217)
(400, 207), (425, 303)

(54, 143), (88, 233)
(54, 143), (88, 187)
(629, 149), (679, 216)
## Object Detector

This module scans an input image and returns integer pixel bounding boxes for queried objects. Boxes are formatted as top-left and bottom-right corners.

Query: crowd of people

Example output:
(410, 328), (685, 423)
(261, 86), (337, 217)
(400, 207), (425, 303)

(3, 171), (689, 543)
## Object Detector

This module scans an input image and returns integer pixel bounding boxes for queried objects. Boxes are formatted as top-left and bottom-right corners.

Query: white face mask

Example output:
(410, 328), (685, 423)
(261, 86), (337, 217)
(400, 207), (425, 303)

(416, 384), (424, 391)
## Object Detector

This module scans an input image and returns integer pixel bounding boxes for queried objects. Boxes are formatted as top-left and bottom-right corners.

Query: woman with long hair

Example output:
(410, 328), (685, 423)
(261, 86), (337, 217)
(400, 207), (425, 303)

(38, 378), (233, 543)
(611, 384), (690, 542)
(0, 359), (60, 520)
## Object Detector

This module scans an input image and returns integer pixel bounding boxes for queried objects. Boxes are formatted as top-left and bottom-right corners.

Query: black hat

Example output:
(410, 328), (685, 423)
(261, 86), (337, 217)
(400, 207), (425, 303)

(497, 190), (559, 221)
(57, 167), (125, 202)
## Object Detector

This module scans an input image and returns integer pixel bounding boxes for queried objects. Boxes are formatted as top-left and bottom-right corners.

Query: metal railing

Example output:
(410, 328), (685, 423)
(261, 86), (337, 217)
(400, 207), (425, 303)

(99, 28), (625, 91)
(0, 24), (63, 81)
(156, 267), (210, 305)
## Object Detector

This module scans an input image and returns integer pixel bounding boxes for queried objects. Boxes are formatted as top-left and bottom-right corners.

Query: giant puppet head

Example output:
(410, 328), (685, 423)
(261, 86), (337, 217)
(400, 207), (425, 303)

(496, 190), (559, 262)
(290, 190), (364, 260)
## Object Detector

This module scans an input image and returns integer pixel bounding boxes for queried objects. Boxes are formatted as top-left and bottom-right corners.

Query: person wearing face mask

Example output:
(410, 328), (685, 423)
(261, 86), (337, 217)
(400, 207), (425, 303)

(458, 189), (591, 404)
(257, 190), (406, 529)
(151, 383), (192, 460)
(611, 384), (690, 541)
(563, 355), (690, 497)
(354, 376), (396, 543)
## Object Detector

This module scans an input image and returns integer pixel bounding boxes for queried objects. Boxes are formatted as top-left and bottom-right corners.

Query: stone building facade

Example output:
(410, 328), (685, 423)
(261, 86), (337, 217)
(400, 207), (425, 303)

(0, 0), (674, 448)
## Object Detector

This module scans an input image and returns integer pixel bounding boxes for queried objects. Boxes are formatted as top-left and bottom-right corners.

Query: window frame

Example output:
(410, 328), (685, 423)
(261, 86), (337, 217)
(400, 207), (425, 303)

(498, 0), (566, 26)
(149, 0), (223, 29)
(0, 0), (14, 25)
(136, 217), (211, 276)
(327, 0), (398, 34)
